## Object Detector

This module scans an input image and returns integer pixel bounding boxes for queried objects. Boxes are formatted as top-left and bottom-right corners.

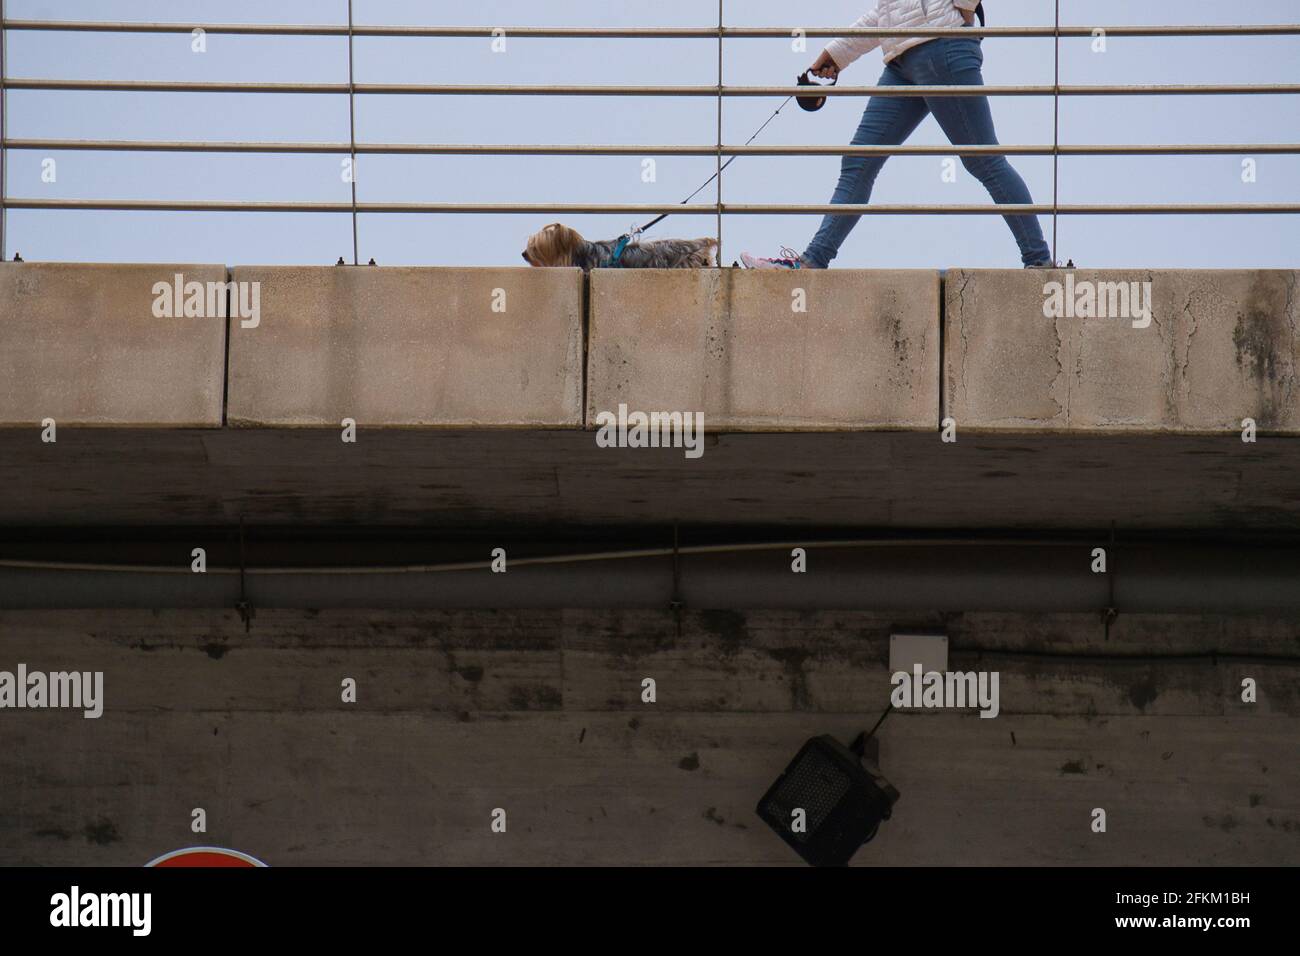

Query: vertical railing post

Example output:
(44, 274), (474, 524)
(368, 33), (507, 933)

(1051, 0), (1061, 263)
(1, 0), (8, 262)
(715, 0), (723, 263)
(346, 0), (359, 265)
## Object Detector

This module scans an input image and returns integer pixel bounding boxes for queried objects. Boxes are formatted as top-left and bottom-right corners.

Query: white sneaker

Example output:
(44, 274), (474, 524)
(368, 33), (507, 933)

(741, 247), (804, 270)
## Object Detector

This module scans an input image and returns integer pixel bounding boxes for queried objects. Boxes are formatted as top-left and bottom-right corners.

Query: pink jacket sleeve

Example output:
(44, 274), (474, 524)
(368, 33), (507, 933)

(824, 7), (881, 71)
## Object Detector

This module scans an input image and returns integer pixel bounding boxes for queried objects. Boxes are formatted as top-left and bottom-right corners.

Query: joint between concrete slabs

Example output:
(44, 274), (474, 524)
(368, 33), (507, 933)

(221, 266), (232, 429)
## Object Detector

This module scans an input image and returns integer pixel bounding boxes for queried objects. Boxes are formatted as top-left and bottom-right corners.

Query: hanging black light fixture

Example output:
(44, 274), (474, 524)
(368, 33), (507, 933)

(756, 724), (899, 867)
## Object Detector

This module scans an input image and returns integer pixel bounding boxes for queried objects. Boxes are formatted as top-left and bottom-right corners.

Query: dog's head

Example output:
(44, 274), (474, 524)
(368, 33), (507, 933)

(523, 223), (584, 267)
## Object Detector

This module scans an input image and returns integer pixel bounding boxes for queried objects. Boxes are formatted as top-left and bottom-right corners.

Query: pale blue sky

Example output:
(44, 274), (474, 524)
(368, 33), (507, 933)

(4, 0), (1298, 267)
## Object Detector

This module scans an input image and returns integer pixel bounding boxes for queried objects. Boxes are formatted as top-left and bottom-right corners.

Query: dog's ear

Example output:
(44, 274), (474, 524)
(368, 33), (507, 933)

(548, 224), (582, 267)
(525, 223), (582, 267)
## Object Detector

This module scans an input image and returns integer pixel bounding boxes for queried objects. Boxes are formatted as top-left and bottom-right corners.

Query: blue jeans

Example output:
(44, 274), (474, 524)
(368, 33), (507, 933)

(803, 36), (1052, 268)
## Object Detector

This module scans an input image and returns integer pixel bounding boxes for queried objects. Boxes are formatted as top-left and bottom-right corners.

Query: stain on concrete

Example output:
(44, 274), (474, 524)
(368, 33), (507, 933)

(507, 685), (562, 710)
(703, 807), (726, 826)
(1249, 793), (1263, 807)
(678, 752), (700, 772)
(698, 609), (747, 652)
(35, 827), (71, 840)
(1231, 274), (1296, 426)
(889, 313), (910, 367)
(1128, 676), (1158, 711)
(201, 643), (228, 660)
(1202, 814), (1239, 833)
(767, 646), (812, 709)
(84, 818), (121, 845)
(1059, 760), (1087, 774)
(454, 664), (484, 683)
(627, 717), (641, 731)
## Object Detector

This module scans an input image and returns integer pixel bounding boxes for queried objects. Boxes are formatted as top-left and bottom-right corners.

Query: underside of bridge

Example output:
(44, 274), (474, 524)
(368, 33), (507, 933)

(1, 262), (1296, 866)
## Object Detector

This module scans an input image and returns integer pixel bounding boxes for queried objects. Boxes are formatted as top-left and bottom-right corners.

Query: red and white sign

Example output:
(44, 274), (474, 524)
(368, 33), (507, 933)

(145, 847), (268, 867)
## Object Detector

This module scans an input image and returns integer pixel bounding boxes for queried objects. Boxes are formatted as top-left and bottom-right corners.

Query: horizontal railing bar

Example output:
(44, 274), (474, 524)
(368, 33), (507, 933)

(4, 20), (1300, 38)
(9, 199), (1300, 215)
(8, 139), (1300, 156)
(9, 80), (1300, 96)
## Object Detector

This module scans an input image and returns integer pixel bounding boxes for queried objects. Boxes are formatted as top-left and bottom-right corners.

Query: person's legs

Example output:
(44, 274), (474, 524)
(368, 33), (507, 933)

(917, 37), (1053, 266)
(800, 63), (929, 269)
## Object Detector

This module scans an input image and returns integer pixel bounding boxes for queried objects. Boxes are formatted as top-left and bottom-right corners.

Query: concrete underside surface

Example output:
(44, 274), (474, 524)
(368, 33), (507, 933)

(1, 428), (1297, 530)
(3, 264), (1298, 868)
(1, 608), (1295, 866)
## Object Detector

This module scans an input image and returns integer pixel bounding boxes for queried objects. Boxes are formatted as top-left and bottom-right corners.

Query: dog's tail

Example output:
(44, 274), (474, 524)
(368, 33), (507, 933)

(698, 237), (720, 267)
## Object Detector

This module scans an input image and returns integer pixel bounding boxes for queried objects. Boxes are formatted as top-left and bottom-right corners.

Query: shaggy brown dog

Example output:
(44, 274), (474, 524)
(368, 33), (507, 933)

(523, 223), (717, 271)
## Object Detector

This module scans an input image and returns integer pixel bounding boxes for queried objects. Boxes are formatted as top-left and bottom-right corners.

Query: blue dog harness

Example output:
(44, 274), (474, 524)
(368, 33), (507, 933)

(608, 234), (633, 268)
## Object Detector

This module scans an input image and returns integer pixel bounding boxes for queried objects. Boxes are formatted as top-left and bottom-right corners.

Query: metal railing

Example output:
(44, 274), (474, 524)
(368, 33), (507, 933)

(1, 6), (1299, 265)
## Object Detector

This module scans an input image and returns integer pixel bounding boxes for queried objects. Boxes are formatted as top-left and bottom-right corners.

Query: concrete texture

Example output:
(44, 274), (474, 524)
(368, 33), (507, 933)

(946, 269), (1300, 433)
(2, 428), (1299, 529)
(588, 269), (940, 430)
(1, 608), (1295, 866)
(225, 267), (583, 427)
(0, 262), (228, 427)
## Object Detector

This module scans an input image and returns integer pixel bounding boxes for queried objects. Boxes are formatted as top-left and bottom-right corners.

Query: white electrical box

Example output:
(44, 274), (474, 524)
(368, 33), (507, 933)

(889, 633), (949, 675)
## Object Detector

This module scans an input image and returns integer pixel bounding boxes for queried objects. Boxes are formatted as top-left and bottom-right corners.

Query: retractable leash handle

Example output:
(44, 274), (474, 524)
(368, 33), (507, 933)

(796, 71), (837, 112)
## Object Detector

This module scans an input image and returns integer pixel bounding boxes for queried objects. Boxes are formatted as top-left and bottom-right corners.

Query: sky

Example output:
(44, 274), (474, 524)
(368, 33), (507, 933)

(3, 0), (1298, 269)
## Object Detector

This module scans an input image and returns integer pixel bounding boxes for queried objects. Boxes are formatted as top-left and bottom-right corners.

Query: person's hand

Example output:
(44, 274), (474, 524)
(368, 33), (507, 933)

(809, 49), (840, 79)
(959, 8), (976, 26)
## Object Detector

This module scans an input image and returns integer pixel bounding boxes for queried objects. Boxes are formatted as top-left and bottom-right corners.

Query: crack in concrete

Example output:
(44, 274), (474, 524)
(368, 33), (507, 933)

(1283, 271), (1298, 419)
(1180, 293), (1200, 386)
(1051, 308), (1069, 425)
(1174, 291), (1202, 429)
(955, 270), (974, 398)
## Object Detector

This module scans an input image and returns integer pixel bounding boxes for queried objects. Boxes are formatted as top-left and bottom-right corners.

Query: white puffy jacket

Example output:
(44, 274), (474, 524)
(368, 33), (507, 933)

(825, 0), (982, 67)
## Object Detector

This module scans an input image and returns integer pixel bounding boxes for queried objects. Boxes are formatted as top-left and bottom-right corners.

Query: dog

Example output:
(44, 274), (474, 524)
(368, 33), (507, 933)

(523, 223), (718, 271)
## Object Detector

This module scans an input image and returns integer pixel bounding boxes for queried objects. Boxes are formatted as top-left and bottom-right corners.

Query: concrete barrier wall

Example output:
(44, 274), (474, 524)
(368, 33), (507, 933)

(0, 263), (227, 427)
(588, 269), (941, 430)
(225, 267), (584, 427)
(945, 269), (1300, 433)
(4, 264), (1298, 434)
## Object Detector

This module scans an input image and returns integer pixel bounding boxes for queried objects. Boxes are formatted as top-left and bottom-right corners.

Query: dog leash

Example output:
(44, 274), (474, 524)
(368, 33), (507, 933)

(606, 90), (800, 264)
